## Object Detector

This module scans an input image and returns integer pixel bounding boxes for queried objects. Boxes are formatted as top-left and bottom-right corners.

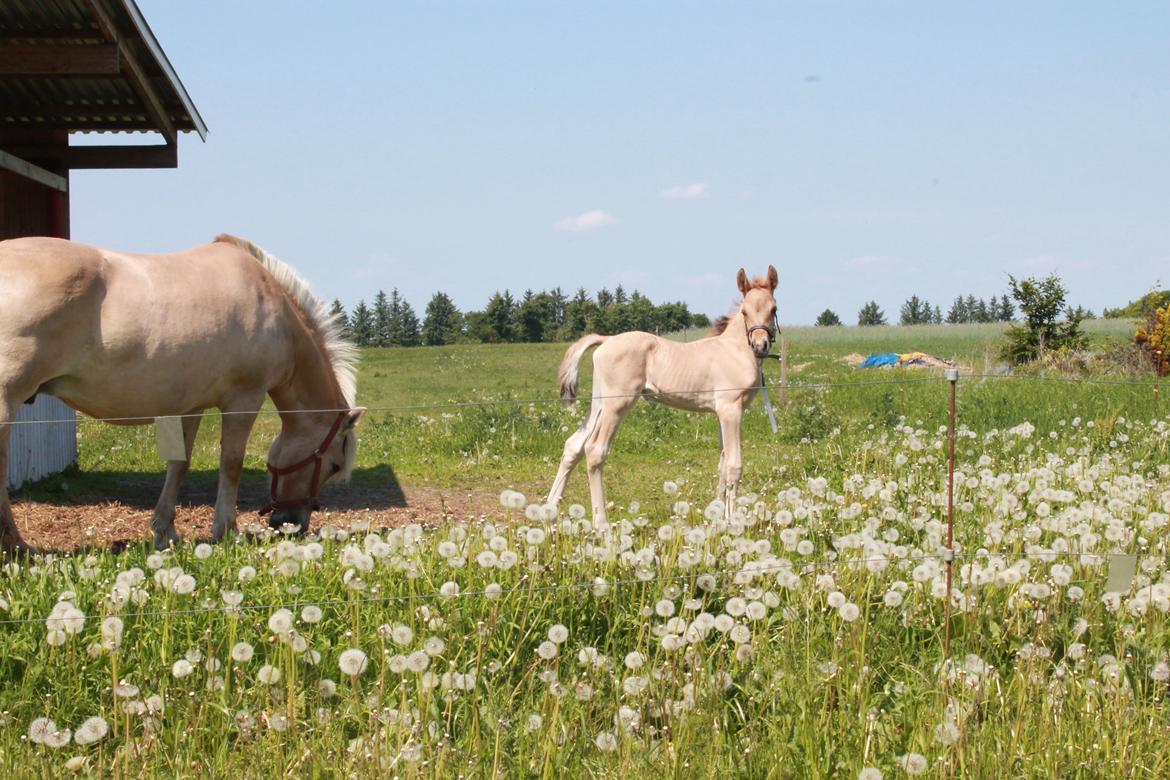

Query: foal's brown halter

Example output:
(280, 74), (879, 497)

(260, 411), (348, 515)
(745, 312), (779, 351)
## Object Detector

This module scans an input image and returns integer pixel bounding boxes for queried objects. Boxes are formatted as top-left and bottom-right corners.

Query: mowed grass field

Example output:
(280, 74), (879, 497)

(6, 317), (1170, 778)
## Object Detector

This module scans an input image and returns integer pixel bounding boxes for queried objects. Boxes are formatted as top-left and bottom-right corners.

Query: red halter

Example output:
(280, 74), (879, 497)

(260, 411), (348, 515)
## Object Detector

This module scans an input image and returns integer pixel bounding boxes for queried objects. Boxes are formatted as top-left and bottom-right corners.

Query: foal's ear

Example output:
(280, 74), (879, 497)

(344, 407), (367, 431)
(766, 265), (778, 291)
(737, 268), (750, 295)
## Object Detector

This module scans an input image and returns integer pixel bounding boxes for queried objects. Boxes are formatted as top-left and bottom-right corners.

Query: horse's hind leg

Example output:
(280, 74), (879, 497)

(547, 399), (603, 507)
(583, 395), (636, 525)
(150, 412), (204, 550)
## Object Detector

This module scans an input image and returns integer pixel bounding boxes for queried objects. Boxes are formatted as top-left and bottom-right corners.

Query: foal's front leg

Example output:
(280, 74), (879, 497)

(212, 400), (262, 543)
(717, 408), (744, 519)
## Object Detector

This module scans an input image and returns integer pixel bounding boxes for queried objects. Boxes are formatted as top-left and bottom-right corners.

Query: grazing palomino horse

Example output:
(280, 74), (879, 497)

(0, 234), (365, 553)
(548, 266), (778, 522)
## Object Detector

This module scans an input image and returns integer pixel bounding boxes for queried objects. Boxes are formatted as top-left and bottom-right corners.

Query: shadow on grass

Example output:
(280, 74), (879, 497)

(12, 463), (407, 512)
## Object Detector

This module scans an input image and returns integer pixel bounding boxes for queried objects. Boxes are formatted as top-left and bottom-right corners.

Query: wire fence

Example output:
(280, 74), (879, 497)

(1, 370), (1166, 427)
(0, 545), (1152, 628)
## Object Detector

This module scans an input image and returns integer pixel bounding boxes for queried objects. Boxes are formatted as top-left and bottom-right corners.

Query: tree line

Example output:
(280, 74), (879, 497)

(329, 286), (711, 347)
(816, 293), (1022, 327)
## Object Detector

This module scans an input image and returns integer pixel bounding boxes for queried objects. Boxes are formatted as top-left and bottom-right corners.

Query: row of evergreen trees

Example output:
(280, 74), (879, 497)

(815, 293), (1020, 327)
(329, 286), (710, 347)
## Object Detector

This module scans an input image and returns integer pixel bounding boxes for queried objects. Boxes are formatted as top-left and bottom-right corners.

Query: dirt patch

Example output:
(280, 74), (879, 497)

(10, 485), (503, 554)
(841, 353), (866, 365)
(790, 362), (812, 373)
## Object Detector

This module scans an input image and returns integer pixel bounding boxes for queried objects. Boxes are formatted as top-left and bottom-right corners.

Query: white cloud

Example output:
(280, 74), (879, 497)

(608, 269), (650, 286)
(659, 183), (709, 200)
(349, 253), (400, 280)
(844, 254), (894, 270)
(1019, 254), (1058, 269)
(553, 209), (616, 233)
(681, 271), (723, 289)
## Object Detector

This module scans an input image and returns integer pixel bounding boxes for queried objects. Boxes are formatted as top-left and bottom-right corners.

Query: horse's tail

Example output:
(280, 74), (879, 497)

(559, 334), (607, 402)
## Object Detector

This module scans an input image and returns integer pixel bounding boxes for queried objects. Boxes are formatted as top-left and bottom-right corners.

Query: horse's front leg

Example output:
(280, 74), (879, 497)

(717, 408), (744, 520)
(212, 401), (261, 543)
(150, 412), (203, 550)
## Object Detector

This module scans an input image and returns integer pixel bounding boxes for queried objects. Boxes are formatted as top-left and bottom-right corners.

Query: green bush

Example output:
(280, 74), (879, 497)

(1000, 274), (1088, 364)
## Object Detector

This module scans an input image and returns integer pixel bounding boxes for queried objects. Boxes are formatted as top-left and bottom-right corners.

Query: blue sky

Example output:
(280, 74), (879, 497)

(70, 1), (1169, 324)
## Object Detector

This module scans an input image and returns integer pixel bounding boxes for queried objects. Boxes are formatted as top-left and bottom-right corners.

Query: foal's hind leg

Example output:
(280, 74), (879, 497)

(547, 400), (603, 507)
(150, 412), (204, 550)
(583, 396), (637, 525)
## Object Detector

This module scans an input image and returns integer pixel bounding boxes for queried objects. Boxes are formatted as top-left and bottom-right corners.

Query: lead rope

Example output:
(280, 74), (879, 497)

(760, 312), (780, 433)
(760, 367), (778, 433)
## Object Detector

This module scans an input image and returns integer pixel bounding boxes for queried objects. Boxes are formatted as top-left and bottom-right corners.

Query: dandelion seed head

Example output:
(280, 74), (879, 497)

(338, 648), (368, 676)
(73, 716), (108, 746)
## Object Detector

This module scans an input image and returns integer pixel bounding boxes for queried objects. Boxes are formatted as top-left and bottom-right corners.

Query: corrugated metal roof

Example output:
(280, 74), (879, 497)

(0, 0), (206, 138)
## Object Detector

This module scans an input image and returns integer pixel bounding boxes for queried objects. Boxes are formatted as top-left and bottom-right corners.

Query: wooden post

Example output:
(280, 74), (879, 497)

(779, 337), (789, 406)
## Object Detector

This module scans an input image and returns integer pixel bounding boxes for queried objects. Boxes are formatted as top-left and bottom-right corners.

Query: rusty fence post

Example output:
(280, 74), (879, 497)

(944, 368), (958, 662)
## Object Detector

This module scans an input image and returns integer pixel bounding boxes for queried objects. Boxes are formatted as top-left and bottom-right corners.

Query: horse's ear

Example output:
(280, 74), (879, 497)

(344, 407), (367, 431)
(737, 268), (750, 295)
(767, 265), (778, 291)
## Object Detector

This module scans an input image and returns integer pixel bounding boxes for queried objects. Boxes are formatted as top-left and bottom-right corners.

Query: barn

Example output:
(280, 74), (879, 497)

(1, 0), (206, 489)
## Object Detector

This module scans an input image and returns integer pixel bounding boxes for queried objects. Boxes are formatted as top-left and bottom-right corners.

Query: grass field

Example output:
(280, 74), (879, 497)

(43, 318), (1149, 508)
(4, 318), (1170, 778)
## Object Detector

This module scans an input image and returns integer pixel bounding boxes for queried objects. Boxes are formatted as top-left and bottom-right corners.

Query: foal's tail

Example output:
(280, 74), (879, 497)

(559, 334), (607, 402)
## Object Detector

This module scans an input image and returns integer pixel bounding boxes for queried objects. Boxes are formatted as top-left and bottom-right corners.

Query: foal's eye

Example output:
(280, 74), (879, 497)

(330, 462), (342, 476)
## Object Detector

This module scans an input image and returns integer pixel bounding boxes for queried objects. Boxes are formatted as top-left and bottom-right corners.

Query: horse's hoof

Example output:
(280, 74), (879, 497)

(1, 541), (40, 560)
(153, 530), (181, 551)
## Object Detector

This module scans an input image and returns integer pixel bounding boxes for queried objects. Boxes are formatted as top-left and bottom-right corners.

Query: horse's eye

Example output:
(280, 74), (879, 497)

(330, 462), (342, 475)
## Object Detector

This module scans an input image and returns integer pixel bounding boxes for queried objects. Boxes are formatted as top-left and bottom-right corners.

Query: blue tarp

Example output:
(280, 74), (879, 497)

(860, 353), (900, 368)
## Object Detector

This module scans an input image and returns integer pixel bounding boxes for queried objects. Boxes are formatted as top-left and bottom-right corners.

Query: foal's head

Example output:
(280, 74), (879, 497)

(737, 266), (779, 358)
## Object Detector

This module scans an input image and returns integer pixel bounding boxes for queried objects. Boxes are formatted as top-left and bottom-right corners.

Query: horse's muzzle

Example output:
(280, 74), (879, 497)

(268, 506), (311, 535)
(751, 338), (772, 359)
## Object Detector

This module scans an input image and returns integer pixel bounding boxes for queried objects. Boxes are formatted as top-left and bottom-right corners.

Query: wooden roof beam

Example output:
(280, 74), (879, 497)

(83, 0), (177, 145)
(0, 44), (119, 76)
(65, 144), (175, 169)
(0, 148), (68, 191)
(1, 141), (177, 170)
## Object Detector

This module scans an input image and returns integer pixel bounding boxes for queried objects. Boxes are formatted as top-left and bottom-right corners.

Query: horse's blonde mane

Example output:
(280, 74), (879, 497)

(214, 234), (358, 408)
